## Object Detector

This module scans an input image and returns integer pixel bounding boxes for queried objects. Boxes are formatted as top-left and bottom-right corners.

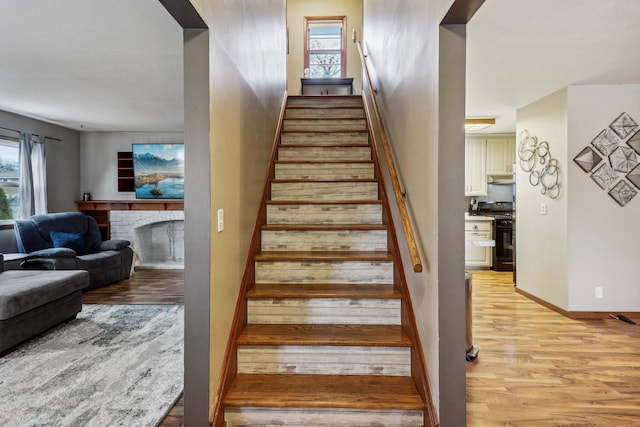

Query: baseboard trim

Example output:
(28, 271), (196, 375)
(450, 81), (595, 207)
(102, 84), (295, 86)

(515, 287), (640, 320)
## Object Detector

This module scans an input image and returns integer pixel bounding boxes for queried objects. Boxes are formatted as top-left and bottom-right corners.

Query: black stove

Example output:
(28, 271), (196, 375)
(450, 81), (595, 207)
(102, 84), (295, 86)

(476, 201), (514, 271)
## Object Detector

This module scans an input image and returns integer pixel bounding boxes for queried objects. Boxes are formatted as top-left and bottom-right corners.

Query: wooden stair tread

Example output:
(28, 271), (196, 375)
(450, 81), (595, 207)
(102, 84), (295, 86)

(224, 374), (423, 410)
(266, 200), (383, 205)
(262, 224), (387, 231)
(255, 251), (394, 261)
(275, 160), (373, 164)
(237, 324), (411, 346)
(247, 283), (400, 299)
(272, 178), (377, 183)
(280, 129), (367, 134)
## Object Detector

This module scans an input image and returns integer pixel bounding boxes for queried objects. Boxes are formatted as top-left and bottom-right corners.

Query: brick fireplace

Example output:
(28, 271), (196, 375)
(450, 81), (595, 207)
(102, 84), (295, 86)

(77, 200), (185, 270)
(110, 210), (185, 269)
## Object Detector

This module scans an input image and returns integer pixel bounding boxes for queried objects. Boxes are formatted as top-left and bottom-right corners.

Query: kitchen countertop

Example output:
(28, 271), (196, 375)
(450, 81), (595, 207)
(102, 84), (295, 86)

(465, 214), (494, 221)
(465, 239), (495, 247)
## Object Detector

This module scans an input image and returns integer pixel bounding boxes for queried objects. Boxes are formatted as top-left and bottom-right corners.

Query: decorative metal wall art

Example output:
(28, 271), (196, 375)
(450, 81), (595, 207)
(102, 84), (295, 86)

(573, 112), (640, 207)
(518, 130), (561, 199)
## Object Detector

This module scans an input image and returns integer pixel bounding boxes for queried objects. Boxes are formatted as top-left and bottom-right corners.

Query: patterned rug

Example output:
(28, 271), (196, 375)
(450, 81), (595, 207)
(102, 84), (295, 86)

(0, 304), (184, 427)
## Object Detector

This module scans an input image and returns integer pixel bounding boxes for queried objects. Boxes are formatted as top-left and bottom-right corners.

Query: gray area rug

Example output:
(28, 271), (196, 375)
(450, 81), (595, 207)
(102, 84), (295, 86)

(0, 304), (184, 427)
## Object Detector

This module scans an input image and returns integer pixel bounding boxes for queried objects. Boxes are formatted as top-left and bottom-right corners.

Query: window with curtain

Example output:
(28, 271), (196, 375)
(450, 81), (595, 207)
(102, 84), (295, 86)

(0, 139), (19, 220)
(304, 17), (346, 78)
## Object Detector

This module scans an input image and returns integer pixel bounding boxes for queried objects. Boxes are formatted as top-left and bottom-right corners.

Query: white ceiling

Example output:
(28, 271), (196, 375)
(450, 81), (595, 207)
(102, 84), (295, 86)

(1, 1), (640, 134)
(0, 0), (183, 132)
(467, 0), (640, 133)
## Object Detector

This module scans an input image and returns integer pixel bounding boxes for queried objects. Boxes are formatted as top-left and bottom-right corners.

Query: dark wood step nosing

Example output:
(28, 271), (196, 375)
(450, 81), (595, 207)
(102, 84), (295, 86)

(275, 160), (374, 165)
(236, 324), (411, 347)
(271, 178), (378, 184)
(247, 283), (400, 299)
(280, 130), (368, 134)
(261, 224), (387, 231)
(277, 144), (371, 149)
(224, 374), (425, 411)
(266, 200), (384, 206)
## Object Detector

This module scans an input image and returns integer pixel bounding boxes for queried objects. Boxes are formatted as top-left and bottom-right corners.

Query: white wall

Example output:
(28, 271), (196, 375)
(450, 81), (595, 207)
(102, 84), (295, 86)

(515, 88), (569, 309)
(80, 132), (183, 200)
(516, 84), (640, 313)
(286, 0), (363, 95)
(567, 85), (640, 311)
(0, 109), (80, 213)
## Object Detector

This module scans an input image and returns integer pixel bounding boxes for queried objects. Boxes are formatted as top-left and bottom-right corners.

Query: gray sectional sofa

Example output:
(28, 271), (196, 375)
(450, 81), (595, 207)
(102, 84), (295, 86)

(0, 254), (89, 355)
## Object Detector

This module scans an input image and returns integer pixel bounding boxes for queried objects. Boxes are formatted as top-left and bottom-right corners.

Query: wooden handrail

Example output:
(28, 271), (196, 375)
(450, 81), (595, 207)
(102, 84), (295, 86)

(356, 41), (423, 273)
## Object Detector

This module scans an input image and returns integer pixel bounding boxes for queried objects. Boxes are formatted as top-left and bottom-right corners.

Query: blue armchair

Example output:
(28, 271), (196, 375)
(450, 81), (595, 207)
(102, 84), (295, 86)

(14, 212), (133, 290)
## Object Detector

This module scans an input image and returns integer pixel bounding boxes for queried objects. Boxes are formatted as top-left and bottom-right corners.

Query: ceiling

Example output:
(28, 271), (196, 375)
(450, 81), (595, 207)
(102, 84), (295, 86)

(0, 0), (183, 132)
(1, 1), (640, 134)
(467, 0), (640, 133)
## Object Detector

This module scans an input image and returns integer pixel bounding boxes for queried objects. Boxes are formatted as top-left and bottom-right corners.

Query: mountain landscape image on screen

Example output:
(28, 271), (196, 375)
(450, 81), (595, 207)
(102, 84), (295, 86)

(133, 144), (184, 199)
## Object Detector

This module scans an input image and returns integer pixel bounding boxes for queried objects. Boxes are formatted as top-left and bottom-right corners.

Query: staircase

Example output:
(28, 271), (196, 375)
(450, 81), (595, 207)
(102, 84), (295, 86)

(219, 95), (433, 427)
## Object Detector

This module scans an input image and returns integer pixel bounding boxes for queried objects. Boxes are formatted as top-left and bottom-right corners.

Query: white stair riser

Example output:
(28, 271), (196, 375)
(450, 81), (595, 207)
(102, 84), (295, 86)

(285, 108), (364, 119)
(266, 203), (383, 225)
(275, 163), (374, 180)
(261, 229), (387, 252)
(255, 260), (394, 284)
(281, 132), (369, 146)
(271, 182), (378, 201)
(237, 345), (410, 376)
(247, 298), (401, 325)
(225, 407), (423, 426)
(278, 146), (371, 161)
(287, 98), (363, 109)
(283, 119), (367, 132)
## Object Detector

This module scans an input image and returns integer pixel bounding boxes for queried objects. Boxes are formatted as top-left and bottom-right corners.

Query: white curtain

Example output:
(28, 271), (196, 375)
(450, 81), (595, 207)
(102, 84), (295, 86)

(18, 133), (47, 218)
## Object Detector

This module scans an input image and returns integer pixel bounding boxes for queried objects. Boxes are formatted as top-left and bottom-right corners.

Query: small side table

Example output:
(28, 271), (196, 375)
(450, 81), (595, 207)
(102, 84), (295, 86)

(4, 253), (27, 270)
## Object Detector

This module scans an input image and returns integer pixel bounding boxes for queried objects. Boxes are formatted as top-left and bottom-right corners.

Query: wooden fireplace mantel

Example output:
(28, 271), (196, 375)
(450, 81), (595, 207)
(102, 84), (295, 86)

(76, 200), (184, 211)
(76, 200), (184, 240)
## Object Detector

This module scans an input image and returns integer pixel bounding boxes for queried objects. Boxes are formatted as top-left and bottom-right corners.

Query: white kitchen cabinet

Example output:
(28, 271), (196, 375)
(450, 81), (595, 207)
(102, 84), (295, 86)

(465, 219), (492, 268)
(486, 136), (516, 175)
(465, 137), (487, 196)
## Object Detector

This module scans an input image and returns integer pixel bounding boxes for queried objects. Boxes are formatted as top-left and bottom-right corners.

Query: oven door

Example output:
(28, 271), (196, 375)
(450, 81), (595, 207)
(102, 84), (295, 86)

(494, 219), (513, 271)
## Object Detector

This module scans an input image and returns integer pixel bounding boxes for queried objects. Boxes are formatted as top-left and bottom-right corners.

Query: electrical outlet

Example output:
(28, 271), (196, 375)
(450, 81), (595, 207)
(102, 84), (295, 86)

(217, 209), (224, 232)
(540, 203), (547, 215)
(595, 287), (603, 299)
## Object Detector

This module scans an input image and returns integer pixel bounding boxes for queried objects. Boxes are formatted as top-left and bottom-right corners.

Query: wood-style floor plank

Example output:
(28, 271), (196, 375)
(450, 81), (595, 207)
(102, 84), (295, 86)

(82, 269), (184, 426)
(82, 269), (184, 305)
(467, 270), (640, 426)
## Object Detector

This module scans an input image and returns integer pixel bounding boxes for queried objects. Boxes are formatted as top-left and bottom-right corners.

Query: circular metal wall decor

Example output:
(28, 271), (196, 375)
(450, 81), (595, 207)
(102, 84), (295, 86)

(518, 130), (561, 199)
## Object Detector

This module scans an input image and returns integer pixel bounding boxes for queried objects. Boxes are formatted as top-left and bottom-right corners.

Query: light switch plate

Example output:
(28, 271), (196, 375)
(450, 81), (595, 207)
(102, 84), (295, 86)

(217, 209), (224, 232)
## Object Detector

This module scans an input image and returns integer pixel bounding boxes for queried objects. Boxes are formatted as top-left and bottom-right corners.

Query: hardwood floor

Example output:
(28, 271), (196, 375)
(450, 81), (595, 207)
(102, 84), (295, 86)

(467, 270), (640, 426)
(83, 269), (184, 426)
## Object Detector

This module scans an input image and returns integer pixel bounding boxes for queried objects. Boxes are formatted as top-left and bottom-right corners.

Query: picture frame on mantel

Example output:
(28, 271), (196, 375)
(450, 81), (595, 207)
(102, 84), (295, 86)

(132, 144), (185, 199)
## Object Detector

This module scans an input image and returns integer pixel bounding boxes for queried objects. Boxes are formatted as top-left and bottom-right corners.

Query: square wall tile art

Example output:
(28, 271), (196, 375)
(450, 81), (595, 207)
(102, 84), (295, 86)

(573, 112), (640, 206)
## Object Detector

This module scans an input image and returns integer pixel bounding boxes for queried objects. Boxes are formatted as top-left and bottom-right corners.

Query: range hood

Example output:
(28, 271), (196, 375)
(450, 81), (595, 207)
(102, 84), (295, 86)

(487, 175), (513, 184)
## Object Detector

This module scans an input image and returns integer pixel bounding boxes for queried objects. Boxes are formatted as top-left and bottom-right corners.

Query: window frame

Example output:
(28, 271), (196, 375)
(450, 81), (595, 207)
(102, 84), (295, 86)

(303, 16), (347, 79)
(0, 136), (20, 225)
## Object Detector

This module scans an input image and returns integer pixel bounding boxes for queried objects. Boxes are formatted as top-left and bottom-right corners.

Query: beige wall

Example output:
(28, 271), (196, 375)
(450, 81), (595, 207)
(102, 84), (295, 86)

(286, 0), (363, 95)
(0, 109), (80, 213)
(188, 0), (287, 416)
(517, 85), (640, 313)
(516, 88), (569, 309)
(567, 85), (640, 311)
(80, 132), (183, 200)
(364, 0), (462, 424)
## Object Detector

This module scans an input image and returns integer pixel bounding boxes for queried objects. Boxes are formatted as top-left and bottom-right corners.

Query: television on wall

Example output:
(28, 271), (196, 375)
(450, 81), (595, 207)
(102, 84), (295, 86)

(132, 143), (184, 199)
